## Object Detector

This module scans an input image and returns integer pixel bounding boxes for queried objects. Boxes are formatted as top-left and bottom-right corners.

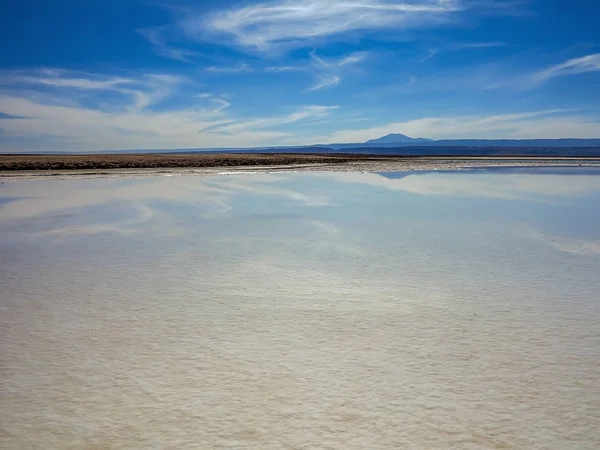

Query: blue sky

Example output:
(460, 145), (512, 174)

(0, 0), (599, 151)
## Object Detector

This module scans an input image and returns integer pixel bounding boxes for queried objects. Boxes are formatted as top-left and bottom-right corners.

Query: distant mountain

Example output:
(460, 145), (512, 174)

(325, 135), (600, 149)
(432, 138), (600, 147)
(365, 133), (433, 145)
(6, 134), (600, 156)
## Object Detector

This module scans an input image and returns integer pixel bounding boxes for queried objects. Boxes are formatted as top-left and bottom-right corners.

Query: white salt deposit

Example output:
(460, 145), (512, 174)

(1, 172), (599, 449)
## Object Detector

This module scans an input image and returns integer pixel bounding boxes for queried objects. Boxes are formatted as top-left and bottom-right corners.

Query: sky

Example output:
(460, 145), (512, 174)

(0, 0), (599, 152)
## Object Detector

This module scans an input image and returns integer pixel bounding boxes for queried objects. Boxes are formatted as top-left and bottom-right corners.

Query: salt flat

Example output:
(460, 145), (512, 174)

(1, 169), (599, 449)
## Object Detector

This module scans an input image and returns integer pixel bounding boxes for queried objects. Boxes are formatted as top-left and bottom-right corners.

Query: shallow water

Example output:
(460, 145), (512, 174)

(1, 169), (600, 449)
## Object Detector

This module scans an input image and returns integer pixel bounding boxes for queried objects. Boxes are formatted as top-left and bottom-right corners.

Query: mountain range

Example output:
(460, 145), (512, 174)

(326, 134), (600, 149)
(9, 134), (600, 155)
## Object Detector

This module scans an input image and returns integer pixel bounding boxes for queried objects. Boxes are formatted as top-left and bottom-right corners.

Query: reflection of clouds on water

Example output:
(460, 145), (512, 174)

(3, 171), (600, 260)
(330, 171), (600, 200)
(526, 229), (600, 256)
(307, 219), (339, 235)
(546, 236), (600, 256)
(325, 171), (600, 258)
(34, 205), (188, 238)
(0, 177), (224, 219)
(210, 178), (334, 207)
(0, 175), (333, 236)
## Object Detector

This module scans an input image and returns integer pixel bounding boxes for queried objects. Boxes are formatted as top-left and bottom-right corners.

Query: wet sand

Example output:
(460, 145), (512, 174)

(1, 153), (600, 179)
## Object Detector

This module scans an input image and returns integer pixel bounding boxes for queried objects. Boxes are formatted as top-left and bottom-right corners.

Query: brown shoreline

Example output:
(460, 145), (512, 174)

(0, 153), (367, 171)
(2, 152), (600, 172)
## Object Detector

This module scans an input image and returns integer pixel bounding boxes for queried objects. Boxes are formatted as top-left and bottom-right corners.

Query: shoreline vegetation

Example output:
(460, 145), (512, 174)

(1, 153), (600, 175)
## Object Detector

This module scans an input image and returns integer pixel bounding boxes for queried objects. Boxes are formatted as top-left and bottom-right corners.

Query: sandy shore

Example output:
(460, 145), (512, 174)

(1, 153), (600, 178)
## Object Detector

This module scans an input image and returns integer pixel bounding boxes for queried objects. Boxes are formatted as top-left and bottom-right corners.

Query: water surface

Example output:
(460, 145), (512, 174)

(1, 169), (599, 449)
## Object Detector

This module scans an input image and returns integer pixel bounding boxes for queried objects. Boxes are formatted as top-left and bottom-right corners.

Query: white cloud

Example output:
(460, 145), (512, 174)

(419, 48), (439, 62)
(125, 74), (187, 112)
(309, 49), (369, 69)
(338, 51), (369, 66)
(205, 64), (254, 73)
(197, 49), (367, 91)
(21, 75), (132, 90)
(309, 49), (331, 69)
(202, 105), (339, 135)
(186, 0), (468, 54)
(307, 75), (341, 91)
(137, 27), (198, 62)
(535, 53), (600, 81)
(450, 41), (508, 50)
(0, 69), (187, 114)
(2, 65), (598, 153)
(418, 41), (507, 63)
(306, 50), (367, 91)
(298, 110), (600, 143)
(265, 66), (302, 72)
(0, 69), (339, 152)
(0, 68), (133, 91)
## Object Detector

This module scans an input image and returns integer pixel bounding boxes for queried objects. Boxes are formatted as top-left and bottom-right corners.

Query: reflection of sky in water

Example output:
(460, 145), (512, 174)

(1, 169), (600, 449)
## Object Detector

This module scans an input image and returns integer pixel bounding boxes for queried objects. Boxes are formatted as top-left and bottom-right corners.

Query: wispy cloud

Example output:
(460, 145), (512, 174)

(297, 110), (600, 143)
(307, 75), (342, 92)
(137, 27), (198, 62)
(187, 0), (472, 54)
(193, 93), (232, 113)
(338, 51), (370, 66)
(198, 49), (368, 91)
(535, 53), (600, 81)
(205, 64), (253, 73)
(307, 50), (368, 91)
(418, 41), (508, 62)
(0, 69), (339, 152)
(207, 105), (339, 134)
(309, 50), (331, 69)
(450, 41), (509, 50)
(419, 48), (439, 62)
(0, 68), (133, 91)
(0, 69), (186, 113)
(265, 66), (302, 72)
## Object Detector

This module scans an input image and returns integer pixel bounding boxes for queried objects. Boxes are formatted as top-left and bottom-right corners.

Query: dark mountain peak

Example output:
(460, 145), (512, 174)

(366, 133), (412, 144)
(365, 133), (433, 145)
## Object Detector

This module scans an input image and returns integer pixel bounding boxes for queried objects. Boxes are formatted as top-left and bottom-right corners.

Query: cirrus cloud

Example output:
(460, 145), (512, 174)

(535, 53), (600, 81)
(181, 0), (472, 54)
(0, 69), (339, 152)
